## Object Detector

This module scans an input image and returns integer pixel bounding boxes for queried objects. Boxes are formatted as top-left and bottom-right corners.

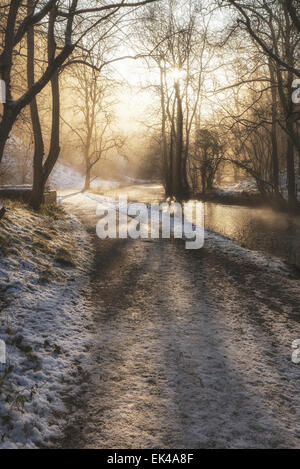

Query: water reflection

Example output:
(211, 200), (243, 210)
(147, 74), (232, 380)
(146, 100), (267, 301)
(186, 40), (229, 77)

(102, 183), (300, 268)
(204, 203), (300, 267)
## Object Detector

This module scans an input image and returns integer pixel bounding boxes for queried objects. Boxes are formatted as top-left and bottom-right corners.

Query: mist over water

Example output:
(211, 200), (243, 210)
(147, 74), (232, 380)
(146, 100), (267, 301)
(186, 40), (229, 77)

(204, 202), (300, 269)
(103, 183), (300, 268)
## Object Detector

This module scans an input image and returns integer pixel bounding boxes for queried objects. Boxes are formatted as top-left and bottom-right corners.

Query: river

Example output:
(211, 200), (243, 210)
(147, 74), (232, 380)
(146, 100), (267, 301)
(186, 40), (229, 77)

(204, 202), (300, 269)
(97, 183), (300, 269)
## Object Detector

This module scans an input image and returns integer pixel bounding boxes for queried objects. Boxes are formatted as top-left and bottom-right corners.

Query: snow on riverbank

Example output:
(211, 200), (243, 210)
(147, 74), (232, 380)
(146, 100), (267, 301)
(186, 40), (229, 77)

(0, 201), (93, 448)
(216, 173), (300, 199)
(216, 179), (258, 195)
(49, 161), (121, 191)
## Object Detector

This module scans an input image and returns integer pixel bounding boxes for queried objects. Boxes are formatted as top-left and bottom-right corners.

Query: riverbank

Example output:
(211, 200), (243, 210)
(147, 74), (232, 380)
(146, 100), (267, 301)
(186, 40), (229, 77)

(85, 183), (300, 270)
(198, 173), (300, 213)
(197, 190), (265, 207)
(196, 189), (300, 214)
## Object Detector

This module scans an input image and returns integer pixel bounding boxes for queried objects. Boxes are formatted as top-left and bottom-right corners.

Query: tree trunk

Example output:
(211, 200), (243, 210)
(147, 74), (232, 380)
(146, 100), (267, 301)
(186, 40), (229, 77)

(159, 65), (171, 195)
(169, 124), (174, 195)
(283, 9), (298, 212)
(271, 120), (279, 190)
(42, 66), (60, 182)
(29, 6), (61, 209)
(83, 163), (91, 191)
(286, 118), (297, 212)
(0, 108), (16, 163)
(27, 0), (45, 209)
(0, 0), (19, 163)
(268, 60), (279, 190)
(173, 80), (184, 198)
(30, 171), (45, 210)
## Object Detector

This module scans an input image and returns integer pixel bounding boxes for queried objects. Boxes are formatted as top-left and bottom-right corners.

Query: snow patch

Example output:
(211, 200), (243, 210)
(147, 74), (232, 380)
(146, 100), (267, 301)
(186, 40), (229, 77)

(49, 161), (120, 191)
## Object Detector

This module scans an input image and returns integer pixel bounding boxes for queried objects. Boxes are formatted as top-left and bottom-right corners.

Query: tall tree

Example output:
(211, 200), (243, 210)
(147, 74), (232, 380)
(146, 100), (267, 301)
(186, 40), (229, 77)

(223, 0), (300, 211)
(0, 0), (160, 207)
(135, 0), (213, 199)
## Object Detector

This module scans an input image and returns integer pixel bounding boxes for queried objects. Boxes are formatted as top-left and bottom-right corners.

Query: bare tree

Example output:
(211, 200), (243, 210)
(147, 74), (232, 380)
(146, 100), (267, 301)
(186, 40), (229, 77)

(63, 53), (125, 191)
(190, 128), (224, 194)
(135, 0), (214, 199)
(0, 0), (160, 207)
(225, 0), (300, 77)
(282, 1), (300, 33)
(216, 0), (300, 211)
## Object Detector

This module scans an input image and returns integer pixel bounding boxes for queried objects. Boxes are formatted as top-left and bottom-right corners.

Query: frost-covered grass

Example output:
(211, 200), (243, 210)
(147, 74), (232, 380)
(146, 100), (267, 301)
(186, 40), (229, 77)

(0, 200), (93, 448)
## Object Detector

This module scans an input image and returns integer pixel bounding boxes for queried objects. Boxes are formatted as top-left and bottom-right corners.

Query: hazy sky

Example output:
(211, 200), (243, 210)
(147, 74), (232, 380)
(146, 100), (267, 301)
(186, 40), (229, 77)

(111, 57), (159, 133)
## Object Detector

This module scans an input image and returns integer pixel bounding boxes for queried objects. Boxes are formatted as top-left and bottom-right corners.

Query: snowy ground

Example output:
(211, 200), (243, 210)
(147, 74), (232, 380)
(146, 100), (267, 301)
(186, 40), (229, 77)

(0, 201), (94, 448)
(49, 161), (121, 191)
(0, 187), (299, 448)
(216, 173), (300, 199)
(48, 160), (155, 192)
(215, 178), (258, 195)
(59, 189), (300, 449)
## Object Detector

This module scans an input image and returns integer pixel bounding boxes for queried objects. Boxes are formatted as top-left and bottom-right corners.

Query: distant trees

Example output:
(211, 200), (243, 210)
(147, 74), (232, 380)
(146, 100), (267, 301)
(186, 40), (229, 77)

(0, 0), (299, 213)
(222, 0), (300, 211)
(136, 0), (214, 199)
(189, 129), (224, 195)
(134, 0), (300, 211)
(226, 0), (300, 78)
(64, 50), (125, 191)
(286, 0), (300, 33)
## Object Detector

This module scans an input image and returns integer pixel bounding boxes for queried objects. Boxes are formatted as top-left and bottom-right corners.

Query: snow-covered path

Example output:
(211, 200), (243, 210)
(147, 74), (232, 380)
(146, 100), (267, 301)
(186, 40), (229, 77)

(61, 190), (300, 449)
